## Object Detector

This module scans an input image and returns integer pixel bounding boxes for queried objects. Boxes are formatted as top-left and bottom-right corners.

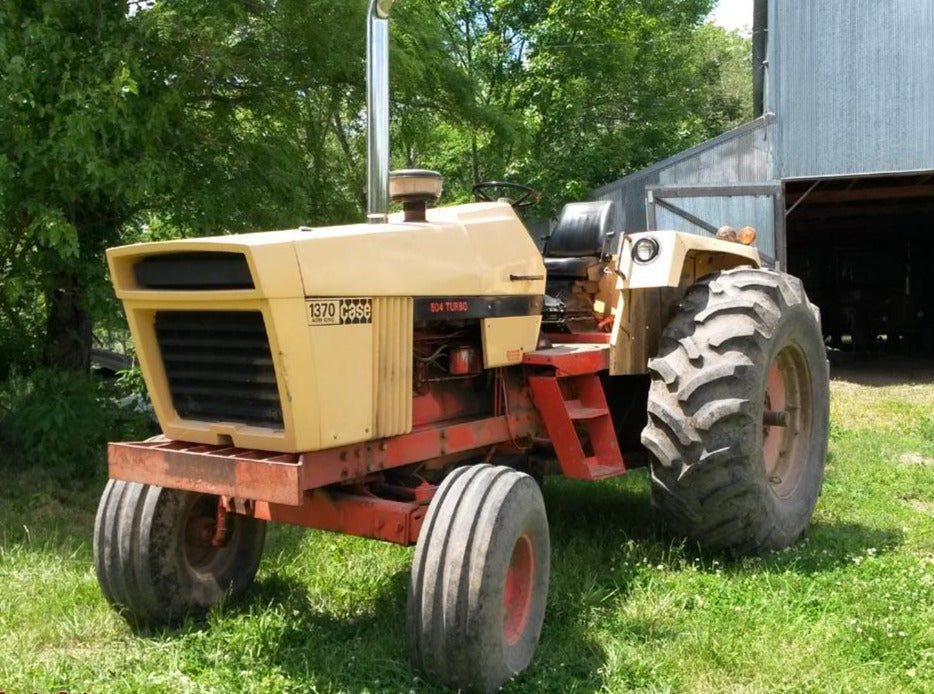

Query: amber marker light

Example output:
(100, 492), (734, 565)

(715, 226), (737, 242)
(738, 226), (758, 245)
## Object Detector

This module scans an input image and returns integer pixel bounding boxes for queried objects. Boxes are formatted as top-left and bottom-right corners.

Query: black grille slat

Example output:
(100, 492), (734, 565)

(155, 311), (283, 429)
(165, 369), (278, 385)
(161, 353), (274, 367)
(158, 335), (271, 349)
(171, 384), (281, 401)
(135, 253), (254, 290)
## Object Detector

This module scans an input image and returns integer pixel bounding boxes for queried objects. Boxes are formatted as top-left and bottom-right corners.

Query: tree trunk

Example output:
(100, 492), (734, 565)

(44, 271), (92, 372)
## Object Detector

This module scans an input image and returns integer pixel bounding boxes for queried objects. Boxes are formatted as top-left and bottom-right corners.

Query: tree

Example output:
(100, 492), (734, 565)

(0, 1), (154, 371)
(0, 0), (752, 375)
(396, 0), (752, 216)
(0, 0), (348, 372)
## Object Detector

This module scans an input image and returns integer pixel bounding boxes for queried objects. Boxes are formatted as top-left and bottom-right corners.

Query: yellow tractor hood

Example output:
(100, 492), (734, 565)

(108, 202), (545, 300)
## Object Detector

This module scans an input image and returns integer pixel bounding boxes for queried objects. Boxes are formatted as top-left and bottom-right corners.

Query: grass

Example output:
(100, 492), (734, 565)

(1, 369), (932, 693)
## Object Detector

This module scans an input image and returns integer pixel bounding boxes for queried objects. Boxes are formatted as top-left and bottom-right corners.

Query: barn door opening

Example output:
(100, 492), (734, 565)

(785, 172), (934, 356)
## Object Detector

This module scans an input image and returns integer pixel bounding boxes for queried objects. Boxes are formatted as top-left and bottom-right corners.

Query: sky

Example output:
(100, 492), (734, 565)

(709, 0), (754, 34)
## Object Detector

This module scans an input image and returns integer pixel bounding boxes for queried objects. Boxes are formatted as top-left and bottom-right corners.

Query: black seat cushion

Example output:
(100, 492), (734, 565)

(544, 257), (595, 279)
(545, 200), (615, 258)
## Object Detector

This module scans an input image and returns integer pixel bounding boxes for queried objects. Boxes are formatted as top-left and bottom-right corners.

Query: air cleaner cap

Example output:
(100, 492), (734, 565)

(389, 169), (443, 204)
(389, 169), (443, 222)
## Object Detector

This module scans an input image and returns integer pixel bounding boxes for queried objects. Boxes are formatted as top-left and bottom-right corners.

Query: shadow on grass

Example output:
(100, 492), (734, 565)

(760, 521), (903, 574)
(543, 470), (904, 578)
(161, 477), (662, 693)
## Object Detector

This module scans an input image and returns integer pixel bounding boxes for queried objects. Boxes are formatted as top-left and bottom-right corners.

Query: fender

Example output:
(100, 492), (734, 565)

(608, 231), (762, 375)
(618, 230), (761, 290)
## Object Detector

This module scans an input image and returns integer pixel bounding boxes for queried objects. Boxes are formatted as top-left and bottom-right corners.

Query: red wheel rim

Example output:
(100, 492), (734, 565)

(762, 346), (812, 498)
(503, 533), (535, 646)
(762, 359), (787, 475)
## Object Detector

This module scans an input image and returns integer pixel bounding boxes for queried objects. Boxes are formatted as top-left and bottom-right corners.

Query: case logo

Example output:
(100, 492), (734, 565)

(307, 298), (373, 326)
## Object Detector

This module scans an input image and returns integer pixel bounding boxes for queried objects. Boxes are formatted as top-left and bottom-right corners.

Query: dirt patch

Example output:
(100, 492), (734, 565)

(897, 452), (934, 467)
(907, 499), (934, 518)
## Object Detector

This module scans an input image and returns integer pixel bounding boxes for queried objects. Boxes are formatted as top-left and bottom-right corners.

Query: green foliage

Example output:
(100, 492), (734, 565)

(0, 369), (154, 478)
(0, 0), (753, 375)
(392, 0), (752, 217)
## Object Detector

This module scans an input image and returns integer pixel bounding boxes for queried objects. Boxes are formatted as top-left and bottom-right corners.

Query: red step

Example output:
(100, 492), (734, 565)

(564, 400), (609, 421)
(527, 372), (626, 481)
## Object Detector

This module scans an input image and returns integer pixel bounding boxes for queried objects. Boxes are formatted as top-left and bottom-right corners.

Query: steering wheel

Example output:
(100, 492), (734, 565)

(472, 181), (541, 209)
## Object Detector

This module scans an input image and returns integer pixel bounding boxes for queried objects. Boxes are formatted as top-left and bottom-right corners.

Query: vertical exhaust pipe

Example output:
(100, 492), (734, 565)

(367, 0), (397, 224)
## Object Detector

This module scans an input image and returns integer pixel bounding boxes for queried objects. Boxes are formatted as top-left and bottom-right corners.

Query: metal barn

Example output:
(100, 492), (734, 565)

(594, 0), (934, 354)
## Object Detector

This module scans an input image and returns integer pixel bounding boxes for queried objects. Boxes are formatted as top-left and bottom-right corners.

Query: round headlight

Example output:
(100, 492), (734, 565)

(632, 237), (660, 264)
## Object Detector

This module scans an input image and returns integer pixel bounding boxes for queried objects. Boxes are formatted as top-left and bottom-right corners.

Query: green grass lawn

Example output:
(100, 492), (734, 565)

(1, 370), (932, 693)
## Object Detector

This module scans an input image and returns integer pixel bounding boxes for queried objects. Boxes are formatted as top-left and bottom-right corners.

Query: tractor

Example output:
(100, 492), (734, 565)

(94, 2), (830, 691)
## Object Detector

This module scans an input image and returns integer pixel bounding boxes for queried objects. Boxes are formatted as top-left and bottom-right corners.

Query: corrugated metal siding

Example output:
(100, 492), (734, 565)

(592, 118), (775, 233)
(658, 123), (773, 185)
(775, 0), (934, 178)
(592, 169), (660, 233)
(653, 195), (777, 258)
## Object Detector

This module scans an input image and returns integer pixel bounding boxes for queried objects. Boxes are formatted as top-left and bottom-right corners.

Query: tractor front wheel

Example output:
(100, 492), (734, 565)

(407, 465), (550, 693)
(641, 267), (829, 553)
(93, 480), (266, 626)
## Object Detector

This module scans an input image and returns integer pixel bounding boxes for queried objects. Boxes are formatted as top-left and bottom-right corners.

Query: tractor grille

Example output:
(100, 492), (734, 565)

(134, 252), (253, 290)
(154, 311), (283, 429)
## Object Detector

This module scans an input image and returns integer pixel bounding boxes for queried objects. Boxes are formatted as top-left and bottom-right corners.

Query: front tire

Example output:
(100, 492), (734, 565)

(407, 465), (550, 693)
(641, 267), (829, 553)
(93, 480), (266, 626)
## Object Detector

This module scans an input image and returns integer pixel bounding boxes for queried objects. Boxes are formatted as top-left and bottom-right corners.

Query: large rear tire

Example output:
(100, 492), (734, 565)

(93, 480), (266, 626)
(641, 267), (829, 553)
(407, 465), (550, 693)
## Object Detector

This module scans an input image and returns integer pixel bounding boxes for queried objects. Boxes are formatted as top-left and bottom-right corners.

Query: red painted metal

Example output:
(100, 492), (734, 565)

(108, 440), (304, 505)
(107, 340), (627, 552)
(411, 380), (490, 427)
(449, 345), (482, 375)
(544, 332), (612, 344)
(299, 413), (537, 489)
(763, 358), (786, 473)
(528, 372), (625, 480)
(528, 376), (591, 478)
(503, 533), (535, 645)
(574, 373), (626, 478)
(224, 488), (429, 545)
(523, 343), (610, 376)
(108, 411), (539, 504)
(211, 502), (230, 547)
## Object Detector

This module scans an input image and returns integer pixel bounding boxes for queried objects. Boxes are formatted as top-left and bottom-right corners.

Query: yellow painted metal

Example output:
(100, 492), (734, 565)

(107, 202), (544, 453)
(481, 315), (543, 368)
(373, 297), (414, 437)
(608, 231), (762, 376)
(617, 231), (760, 290)
(292, 203), (545, 296)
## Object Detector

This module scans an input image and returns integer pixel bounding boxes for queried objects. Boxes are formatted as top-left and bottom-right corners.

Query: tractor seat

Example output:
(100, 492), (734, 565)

(544, 201), (615, 279)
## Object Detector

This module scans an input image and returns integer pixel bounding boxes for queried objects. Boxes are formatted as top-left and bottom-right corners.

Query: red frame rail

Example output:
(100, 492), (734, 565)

(108, 412), (539, 506)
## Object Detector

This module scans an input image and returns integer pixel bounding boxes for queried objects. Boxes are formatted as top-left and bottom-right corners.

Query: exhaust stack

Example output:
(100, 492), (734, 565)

(367, 0), (397, 224)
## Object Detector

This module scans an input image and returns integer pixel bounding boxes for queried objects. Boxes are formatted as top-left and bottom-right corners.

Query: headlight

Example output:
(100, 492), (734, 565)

(632, 237), (660, 264)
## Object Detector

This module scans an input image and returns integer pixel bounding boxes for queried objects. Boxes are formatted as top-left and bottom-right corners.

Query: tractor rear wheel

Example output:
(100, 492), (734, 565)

(407, 465), (550, 693)
(93, 480), (266, 626)
(641, 267), (829, 553)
